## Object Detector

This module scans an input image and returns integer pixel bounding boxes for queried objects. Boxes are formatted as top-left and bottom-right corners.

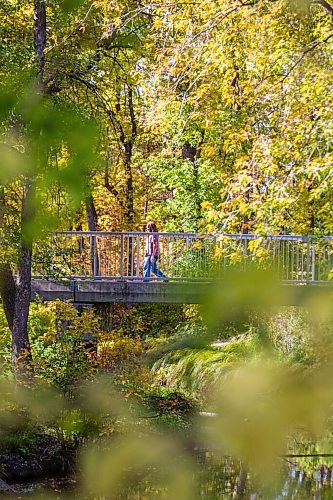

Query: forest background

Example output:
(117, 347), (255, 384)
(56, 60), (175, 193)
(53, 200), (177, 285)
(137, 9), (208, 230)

(0, 0), (333, 497)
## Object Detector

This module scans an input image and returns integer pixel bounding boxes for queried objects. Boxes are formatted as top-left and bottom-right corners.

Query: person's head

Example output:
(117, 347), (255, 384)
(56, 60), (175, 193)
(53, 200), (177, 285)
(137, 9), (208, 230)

(145, 221), (158, 232)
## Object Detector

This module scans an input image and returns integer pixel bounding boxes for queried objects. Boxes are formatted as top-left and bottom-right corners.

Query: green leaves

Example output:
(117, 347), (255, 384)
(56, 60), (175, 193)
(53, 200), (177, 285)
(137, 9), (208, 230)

(0, 144), (31, 183)
(60, 0), (86, 14)
(0, 73), (98, 244)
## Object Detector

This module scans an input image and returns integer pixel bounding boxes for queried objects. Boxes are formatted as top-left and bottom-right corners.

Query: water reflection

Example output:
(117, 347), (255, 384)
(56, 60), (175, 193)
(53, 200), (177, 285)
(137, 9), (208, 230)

(9, 453), (333, 498)
(196, 453), (333, 499)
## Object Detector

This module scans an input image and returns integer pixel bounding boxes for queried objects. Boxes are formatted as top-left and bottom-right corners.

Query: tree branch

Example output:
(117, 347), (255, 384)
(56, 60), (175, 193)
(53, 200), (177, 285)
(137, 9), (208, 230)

(279, 32), (333, 82)
(313, 0), (333, 16)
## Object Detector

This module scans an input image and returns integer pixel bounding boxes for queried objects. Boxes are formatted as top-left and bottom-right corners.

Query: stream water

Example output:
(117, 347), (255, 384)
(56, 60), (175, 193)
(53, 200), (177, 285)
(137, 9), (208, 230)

(8, 454), (333, 498)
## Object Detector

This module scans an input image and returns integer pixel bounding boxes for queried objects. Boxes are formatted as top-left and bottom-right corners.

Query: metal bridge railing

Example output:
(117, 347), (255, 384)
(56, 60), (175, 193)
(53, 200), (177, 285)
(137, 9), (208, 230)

(32, 232), (333, 283)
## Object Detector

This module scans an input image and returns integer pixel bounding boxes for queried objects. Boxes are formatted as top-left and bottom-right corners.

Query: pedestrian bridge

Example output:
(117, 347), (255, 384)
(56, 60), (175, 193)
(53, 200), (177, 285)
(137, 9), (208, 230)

(31, 232), (333, 304)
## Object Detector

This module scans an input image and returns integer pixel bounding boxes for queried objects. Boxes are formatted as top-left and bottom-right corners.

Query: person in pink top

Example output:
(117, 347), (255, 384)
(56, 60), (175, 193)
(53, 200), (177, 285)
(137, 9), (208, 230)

(143, 221), (167, 281)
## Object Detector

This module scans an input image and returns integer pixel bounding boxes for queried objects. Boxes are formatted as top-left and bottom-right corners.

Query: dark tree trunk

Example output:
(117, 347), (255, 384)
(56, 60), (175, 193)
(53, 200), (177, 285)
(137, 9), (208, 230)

(106, 85), (137, 231)
(4, 0), (47, 376)
(182, 140), (202, 230)
(0, 264), (16, 332)
(11, 177), (34, 375)
(0, 190), (15, 331)
(242, 215), (249, 234)
(33, 0), (46, 82)
(181, 142), (197, 164)
(85, 192), (100, 276)
(0, 180), (33, 376)
(87, 192), (112, 336)
(241, 188), (252, 234)
(11, 240), (33, 371)
(125, 86), (136, 230)
(307, 186), (315, 231)
(0, 178), (34, 377)
(85, 193), (99, 231)
(124, 142), (134, 229)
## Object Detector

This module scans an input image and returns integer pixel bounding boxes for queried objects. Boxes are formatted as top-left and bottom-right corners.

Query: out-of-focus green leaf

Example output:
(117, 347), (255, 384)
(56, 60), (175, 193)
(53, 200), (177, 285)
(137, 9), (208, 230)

(0, 144), (31, 182)
(60, 0), (86, 13)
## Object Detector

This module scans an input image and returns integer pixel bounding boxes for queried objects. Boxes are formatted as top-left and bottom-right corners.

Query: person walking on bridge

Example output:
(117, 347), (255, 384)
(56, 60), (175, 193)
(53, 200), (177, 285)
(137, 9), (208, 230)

(143, 221), (167, 281)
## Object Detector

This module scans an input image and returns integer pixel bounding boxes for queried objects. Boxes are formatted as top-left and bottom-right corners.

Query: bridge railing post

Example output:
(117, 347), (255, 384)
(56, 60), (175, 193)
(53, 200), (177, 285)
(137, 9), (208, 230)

(304, 235), (316, 282)
(311, 239), (316, 282)
(305, 236), (311, 282)
(50, 233), (54, 276)
(120, 234), (124, 279)
(90, 234), (100, 277)
(36, 231), (333, 283)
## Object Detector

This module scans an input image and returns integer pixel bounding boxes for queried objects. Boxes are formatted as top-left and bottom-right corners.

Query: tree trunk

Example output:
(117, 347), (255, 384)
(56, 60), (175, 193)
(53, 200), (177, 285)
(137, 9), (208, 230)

(106, 85), (137, 231)
(34, 0), (46, 82)
(85, 193), (98, 231)
(307, 185), (315, 231)
(241, 188), (252, 234)
(124, 142), (134, 229)
(0, 178), (33, 377)
(123, 141), (134, 276)
(1, 0), (49, 378)
(0, 188), (15, 335)
(0, 186), (34, 378)
(85, 191), (112, 330)
(85, 192), (100, 276)
(11, 177), (34, 377)
(11, 240), (33, 373)
(0, 263), (16, 331)
(7, 0), (46, 376)
(182, 141), (202, 230)
(242, 215), (249, 235)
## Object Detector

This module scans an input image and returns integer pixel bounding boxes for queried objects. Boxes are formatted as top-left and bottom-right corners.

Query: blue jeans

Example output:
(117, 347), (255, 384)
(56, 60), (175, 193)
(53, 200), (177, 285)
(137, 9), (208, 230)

(143, 255), (166, 280)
